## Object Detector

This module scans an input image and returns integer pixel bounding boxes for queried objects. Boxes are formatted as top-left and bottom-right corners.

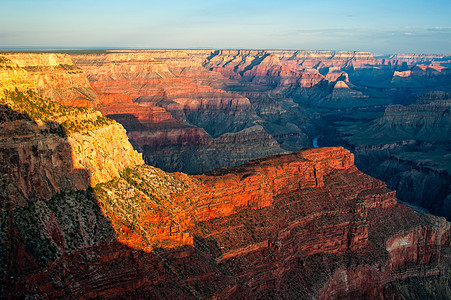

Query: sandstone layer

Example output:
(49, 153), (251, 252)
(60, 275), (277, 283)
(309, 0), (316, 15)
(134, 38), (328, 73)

(70, 51), (289, 172)
(1, 51), (450, 299)
(1, 139), (449, 298)
(2, 50), (450, 218)
(333, 91), (451, 220)
(0, 87), (143, 210)
(0, 69), (449, 297)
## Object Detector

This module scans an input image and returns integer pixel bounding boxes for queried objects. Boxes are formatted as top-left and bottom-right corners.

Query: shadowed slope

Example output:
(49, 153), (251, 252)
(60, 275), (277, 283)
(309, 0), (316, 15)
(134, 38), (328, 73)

(0, 52), (450, 299)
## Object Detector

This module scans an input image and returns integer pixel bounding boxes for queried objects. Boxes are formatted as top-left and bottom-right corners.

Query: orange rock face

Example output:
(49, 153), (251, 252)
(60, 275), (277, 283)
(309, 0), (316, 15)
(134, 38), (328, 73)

(2, 50), (451, 299)
(188, 147), (357, 220)
(205, 50), (326, 88)
(2, 144), (449, 299)
(69, 51), (286, 173)
(103, 147), (363, 250)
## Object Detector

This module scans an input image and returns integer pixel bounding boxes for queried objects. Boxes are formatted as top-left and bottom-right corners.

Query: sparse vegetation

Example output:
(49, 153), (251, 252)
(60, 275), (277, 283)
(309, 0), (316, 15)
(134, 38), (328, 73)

(0, 56), (14, 69)
(93, 166), (186, 233)
(0, 88), (114, 136)
(12, 201), (59, 266)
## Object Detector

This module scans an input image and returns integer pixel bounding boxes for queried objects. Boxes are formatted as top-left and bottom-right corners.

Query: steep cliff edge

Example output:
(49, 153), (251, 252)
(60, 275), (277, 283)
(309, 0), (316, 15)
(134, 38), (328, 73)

(0, 88), (143, 209)
(2, 53), (98, 107)
(2, 136), (449, 298)
(335, 91), (451, 220)
(1, 51), (450, 298)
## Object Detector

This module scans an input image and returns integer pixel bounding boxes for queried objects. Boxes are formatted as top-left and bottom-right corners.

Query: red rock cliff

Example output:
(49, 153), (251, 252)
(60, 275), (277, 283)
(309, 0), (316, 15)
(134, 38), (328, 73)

(2, 51), (451, 299)
(3, 144), (448, 299)
(70, 51), (286, 173)
(2, 53), (98, 107)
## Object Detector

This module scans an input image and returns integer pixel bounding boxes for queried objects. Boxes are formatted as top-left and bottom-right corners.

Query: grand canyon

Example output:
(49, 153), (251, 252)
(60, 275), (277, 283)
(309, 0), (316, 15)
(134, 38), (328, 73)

(1, 50), (450, 298)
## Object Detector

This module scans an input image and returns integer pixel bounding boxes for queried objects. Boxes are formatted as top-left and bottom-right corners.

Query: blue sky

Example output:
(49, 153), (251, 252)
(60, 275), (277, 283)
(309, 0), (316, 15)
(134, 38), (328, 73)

(1, 0), (450, 54)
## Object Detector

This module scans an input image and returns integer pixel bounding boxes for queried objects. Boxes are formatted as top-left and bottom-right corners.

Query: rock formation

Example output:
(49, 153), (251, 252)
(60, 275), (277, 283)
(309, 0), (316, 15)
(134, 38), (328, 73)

(5, 50), (449, 175)
(0, 88), (143, 208)
(0, 52), (289, 173)
(204, 50), (326, 88)
(386, 54), (451, 68)
(1, 50), (451, 299)
(336, 91), (451, 220)
(1, 114), (449, 298)
(70, 51), (290, 172)
(2, 53), (98, 107)
(2, 49), (450, 217)
(0, 58), (450, 298)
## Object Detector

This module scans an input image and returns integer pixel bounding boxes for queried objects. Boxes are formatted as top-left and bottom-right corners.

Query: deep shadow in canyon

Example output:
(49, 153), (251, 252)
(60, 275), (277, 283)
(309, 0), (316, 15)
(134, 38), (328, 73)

(1, 51), (451, 299)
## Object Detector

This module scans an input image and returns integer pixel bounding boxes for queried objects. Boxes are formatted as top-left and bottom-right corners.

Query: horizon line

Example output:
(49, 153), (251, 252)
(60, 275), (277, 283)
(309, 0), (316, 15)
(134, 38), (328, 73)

(1, 47), (451, 56)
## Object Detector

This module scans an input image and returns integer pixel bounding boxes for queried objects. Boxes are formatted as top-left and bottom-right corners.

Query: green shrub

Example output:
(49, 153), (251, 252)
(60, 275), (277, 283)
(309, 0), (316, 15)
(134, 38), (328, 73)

(1, 88), (114, 136)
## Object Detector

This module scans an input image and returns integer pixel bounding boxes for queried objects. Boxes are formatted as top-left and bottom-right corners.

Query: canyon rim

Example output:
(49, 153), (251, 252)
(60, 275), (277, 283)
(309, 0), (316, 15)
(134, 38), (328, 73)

(0, 49), (450, 299)
(2, 0), (451, 298)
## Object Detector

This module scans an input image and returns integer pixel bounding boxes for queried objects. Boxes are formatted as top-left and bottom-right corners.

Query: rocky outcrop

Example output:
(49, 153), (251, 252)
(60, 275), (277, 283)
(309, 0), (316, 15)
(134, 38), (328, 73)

(203, 50), (398, 110)
(319, 205), (450, 299)
(139, 124), (286, 173)
(337, 92), (451, 219)
(71, 51), (258, 134)
(411, 65), (451, 80)
(391, 64), (451, 87)
(0, 56), (36, 94)
(350, 91), (450, 144)
(326, 80), (368, 104)
(0, 117), (90, 209)
(385, 54), (451, 68)
(188, 147), (360, 221)
(353, 144), (451, 220)
(2, 53), (98, 106)
(0, 88), (143, 209)
(70, 51), (291, 173)
(91, 147), (361, 251)
(205, 50), (326, 88)
(2, 140), (449, 298)
(67, 123), (144, 186)
(271, 50), (381, 70)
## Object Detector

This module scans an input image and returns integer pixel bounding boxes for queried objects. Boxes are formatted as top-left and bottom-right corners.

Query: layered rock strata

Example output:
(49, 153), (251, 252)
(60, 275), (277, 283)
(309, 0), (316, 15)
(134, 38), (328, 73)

(70, 51), (288, 172)
(2, 53), (98, 106)
(0, 88), (143, 210)
(5, 50), (449, 176)
(337, 91), (451, 220)
(1, 131), (449, 299)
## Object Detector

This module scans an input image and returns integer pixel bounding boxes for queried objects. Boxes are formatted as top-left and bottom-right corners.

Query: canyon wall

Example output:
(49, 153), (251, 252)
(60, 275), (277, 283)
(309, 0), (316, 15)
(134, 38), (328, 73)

(2, 50), (450, 215)
(1, 52), (289, 173)
(338, 91), (451, 220)
(1, 49), (451, 298)
(2, 53), (98, 107)
(4, 50), (449, 174)
(70, 51), (291, 172)
(0, 58), (143, 208)
(1, 132), (449, 298)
